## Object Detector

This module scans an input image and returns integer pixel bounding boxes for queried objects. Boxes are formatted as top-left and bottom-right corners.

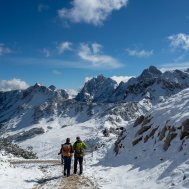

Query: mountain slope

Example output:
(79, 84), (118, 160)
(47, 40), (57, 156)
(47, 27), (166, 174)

(109, 66), (189, 103)
(83, 87), (189, 189)
(1, 66), (189, 188)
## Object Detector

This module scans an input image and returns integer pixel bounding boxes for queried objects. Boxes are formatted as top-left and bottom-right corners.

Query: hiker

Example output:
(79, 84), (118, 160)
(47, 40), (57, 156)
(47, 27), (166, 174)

(73, 136), (87, 175)
(58, 138), (74, 177)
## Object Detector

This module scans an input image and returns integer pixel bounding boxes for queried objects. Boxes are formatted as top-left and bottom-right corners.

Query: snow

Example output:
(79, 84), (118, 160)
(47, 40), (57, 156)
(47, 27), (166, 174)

(65, 89), (78, 99)
(0, 151), (43, 189)
(111, 76), (133, 84)
(2, 73), (189, 188)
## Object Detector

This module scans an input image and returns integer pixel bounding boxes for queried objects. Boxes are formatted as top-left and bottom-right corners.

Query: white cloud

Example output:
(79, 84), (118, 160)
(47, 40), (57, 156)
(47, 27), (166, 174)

(57, 41), (72, 54)
(52, 70), (62, 75)
(43, 48), (51, 57)
(0, 78), (29, 91)
(0, 43), (11, 56)
(91, 43), (102, 54)
(38, 4), (49, 12)
(168, 33), (189, 51)
(126, 48), (154, 58)
(78, 43), (122, 68)
(58, 0), (128, 26)
(111, 76), (133, 84)
(160, 62), (189, 72)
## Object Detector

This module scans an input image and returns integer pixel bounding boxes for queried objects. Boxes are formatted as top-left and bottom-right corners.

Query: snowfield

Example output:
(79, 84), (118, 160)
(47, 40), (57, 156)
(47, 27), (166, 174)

(1, 68), (189, 188)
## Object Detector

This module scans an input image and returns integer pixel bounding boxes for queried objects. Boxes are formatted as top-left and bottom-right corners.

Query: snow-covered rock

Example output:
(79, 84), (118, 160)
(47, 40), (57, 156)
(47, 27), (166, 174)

(76, 74), (118, 102)
(109, 66), (189, 103)
(1, 66), (189, 188)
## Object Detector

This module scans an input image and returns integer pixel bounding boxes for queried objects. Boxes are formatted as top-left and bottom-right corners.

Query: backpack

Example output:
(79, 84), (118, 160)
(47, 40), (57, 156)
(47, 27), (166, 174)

(74, 141), (85, 157)
(62, 144), (72, 157)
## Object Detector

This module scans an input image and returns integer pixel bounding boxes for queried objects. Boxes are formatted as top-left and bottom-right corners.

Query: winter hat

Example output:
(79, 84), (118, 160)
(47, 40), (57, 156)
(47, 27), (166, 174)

(66, 138), (70, 143)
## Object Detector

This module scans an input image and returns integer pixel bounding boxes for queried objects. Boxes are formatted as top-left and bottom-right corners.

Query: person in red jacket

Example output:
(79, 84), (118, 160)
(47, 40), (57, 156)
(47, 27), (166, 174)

(58, 138), (73, 177)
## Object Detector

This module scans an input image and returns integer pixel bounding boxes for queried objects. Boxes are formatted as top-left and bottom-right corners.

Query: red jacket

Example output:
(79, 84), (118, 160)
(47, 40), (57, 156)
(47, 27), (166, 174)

(59, 143), (74, 157)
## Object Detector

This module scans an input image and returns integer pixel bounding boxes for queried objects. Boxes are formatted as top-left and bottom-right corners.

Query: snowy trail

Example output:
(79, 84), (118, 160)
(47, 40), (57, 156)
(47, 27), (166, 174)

(9, 159), (96, 189)
(30, 175), (96, 189)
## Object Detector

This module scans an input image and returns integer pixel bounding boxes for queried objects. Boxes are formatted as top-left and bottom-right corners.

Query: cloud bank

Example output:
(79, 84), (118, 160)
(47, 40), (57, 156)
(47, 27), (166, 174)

(160, 62), (189, 72)
(58, 0), (128, 25)
(0, 78), (29, 91)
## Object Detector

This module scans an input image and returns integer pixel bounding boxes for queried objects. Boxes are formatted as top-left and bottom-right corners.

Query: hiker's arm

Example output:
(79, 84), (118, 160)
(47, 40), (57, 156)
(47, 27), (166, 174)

(58, 147), (62, 155)
(83, 142), (87, 149)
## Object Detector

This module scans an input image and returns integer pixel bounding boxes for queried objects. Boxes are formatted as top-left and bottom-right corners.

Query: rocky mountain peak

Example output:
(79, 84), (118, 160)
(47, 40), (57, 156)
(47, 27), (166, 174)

(96, 74), (106, 81)
(33, 83), (42, 87)
(139, 66), (162, 81)
(76, 75), (117, 102)
(25, 83), (50, 96)
(48, 85), (56, 91)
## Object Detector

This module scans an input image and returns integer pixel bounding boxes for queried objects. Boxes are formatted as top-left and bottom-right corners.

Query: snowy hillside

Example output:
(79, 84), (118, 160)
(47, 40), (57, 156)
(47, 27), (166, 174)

(96, 87), (189, 188)
(1, 66), (189, 188)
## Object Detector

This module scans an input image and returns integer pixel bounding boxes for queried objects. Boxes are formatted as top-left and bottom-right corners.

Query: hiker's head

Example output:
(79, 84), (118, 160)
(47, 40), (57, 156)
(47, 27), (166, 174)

(66, 138), (70, 143)
(76, 136), (80, 141)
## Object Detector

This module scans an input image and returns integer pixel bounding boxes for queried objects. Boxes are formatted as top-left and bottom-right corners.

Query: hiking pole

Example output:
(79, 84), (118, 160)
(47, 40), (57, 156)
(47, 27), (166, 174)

(83, 155), (86, 172)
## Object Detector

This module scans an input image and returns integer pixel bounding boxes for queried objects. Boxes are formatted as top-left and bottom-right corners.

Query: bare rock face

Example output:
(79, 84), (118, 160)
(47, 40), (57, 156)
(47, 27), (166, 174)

(180, 119), (189, 140)
(132, 136), (143, 146)
(142, 116), (152, 126)
(144, 135), (149, 143)
(0, 138), (38, 159)
(159, 126), (168, 141)
(6, 128), (45, 142)
(136, 125), (151, 136)
(149, 127), (159, 138)
(163, 131), (177, 151)
(133, 115), (145, 127)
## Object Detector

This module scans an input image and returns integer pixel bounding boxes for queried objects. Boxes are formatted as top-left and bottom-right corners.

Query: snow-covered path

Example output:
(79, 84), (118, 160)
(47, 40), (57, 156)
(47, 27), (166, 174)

(7, 159), (95, 189)
(1, 157), (96, 189)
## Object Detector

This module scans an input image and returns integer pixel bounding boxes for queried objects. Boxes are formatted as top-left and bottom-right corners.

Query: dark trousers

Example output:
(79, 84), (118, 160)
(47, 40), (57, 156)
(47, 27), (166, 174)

(74, 157), (83, 174)
(63, 157), (72, 176)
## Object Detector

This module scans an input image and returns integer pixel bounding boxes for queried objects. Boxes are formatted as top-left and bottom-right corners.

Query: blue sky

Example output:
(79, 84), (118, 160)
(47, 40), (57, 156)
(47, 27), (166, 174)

(1, 0), (189, 90)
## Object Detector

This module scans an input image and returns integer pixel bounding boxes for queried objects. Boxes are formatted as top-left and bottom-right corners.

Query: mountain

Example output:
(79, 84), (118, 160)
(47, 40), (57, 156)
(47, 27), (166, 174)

(109, 66), (189, 103)
(1, 66), (189, 137)
(0, 83), (69, 134)
(75, 66), (189, 103)
(115, 87), (189, 156)
(75, 74), (118, 102)
(1, 66), (189, 188)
